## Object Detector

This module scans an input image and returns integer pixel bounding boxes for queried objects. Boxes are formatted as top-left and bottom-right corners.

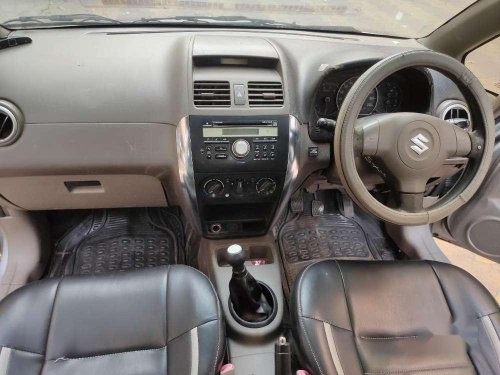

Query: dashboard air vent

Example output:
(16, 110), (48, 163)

(0, 105), (19, 146)
(248, 82), (284, 107)
(194, 81), (230, 107)
(441, 102), (471, 130)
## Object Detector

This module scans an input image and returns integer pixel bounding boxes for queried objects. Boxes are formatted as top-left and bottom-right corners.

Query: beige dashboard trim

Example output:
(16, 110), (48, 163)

(0, 174), (167, 210)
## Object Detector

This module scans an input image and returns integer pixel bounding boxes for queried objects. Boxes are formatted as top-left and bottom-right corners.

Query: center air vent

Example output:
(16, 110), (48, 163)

(439, 101), (471, 130)
(0, 104), (20, 146)
(248, 82), (284, 107)
(194, 81), (230, 107)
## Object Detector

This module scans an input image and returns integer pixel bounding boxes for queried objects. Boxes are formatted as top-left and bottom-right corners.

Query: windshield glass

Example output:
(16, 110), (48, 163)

(0, 0), (476, 38)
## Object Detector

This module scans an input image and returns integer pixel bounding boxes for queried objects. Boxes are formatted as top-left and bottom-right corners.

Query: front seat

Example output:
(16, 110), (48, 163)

(0, 265), (225, 375)
(292, 260), (500, 375)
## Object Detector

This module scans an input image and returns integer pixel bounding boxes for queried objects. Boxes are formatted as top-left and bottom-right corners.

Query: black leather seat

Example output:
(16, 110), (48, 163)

(292, 260), (500, 375)
(0, 265), (225, 374)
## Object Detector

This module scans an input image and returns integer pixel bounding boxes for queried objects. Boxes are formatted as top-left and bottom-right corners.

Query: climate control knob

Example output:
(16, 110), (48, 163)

(232, 139), (250, 159)
(204, 179), (224, 197)
(256, 178), (277, 196)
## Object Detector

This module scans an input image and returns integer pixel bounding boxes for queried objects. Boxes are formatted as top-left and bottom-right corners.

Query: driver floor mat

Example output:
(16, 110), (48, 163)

(46, 208), (183, 277)
(278, 212), (397, 290)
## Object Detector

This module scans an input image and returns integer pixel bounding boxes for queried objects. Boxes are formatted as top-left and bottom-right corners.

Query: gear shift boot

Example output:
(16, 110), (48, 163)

(226, 244), (276, 326)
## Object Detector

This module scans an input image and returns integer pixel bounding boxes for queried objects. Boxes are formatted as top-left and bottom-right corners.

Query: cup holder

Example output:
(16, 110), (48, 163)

(228, 281), (278, 328)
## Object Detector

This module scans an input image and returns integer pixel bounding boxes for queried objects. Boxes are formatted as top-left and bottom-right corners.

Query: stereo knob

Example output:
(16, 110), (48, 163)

(232, 139), (250, 159)
(204, 179), (224, 197)
(256, 178), (277, 196)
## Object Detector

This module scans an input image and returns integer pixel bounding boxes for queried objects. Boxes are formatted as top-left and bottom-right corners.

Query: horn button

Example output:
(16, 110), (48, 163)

(397, 121), (440, 170)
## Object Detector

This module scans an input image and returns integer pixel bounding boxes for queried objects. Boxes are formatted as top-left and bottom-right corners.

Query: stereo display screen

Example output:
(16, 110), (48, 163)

(203, 127), (278, 138)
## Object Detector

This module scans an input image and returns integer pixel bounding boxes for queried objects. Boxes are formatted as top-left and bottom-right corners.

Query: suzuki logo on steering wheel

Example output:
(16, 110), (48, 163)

(410, 133), (430, 155)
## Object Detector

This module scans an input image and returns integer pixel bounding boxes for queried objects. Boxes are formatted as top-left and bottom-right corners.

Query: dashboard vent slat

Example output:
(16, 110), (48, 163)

(441, 102), (471, 130)
(0, 105), (19, 146)
(194, 81), (230, 107)
(248, 82), (284, 107)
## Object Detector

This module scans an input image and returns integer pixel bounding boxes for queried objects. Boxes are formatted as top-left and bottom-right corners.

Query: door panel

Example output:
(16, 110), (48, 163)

(441, 100), (500, 262)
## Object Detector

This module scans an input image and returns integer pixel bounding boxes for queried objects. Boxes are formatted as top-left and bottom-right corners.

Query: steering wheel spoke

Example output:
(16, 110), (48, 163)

(397, 192), (424, 213)
(358, 116), (381, 156)
(446, 124), (473, 158)
(443, 156), (469, 167)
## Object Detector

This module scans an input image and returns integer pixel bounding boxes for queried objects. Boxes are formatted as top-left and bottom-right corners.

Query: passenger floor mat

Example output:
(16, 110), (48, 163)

(46, 208), (183, 277)
(278, 192), (399, 291)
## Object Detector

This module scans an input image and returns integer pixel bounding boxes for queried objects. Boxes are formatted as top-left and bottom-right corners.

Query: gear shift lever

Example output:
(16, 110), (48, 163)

(226, 244), (272, 323)
(226, 244), (247, 273)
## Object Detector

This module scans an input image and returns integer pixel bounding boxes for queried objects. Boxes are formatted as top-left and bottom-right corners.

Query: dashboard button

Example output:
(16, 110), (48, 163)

(215, 154), (228, 159)
(308, 147), (319, 157)
(234, 84), (246, 105)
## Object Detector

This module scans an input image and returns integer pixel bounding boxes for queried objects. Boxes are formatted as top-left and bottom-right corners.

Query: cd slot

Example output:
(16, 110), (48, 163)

(203, 126), (278, 138)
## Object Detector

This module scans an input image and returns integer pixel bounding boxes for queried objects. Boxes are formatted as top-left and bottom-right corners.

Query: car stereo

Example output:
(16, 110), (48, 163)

(190, 115), (289, 173)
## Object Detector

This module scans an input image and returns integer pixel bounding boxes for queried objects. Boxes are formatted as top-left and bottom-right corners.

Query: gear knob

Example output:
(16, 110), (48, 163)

(226, 244), (245, 272)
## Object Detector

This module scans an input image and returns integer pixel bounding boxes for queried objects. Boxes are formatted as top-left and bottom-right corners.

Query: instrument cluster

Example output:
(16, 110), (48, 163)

(315, 75), (403, 118)
(310, 64), (431, 142)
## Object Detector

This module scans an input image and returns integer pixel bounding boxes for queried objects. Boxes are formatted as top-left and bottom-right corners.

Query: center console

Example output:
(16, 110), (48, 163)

(199, 235), (285, 375)
(190, 115), (290, 237)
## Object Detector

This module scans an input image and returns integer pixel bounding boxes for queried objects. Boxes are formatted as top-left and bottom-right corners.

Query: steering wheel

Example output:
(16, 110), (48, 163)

(333, 50), (495, 225)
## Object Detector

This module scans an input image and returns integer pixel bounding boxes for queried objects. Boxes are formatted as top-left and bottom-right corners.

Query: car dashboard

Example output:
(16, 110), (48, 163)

(0, 27), (470, 238)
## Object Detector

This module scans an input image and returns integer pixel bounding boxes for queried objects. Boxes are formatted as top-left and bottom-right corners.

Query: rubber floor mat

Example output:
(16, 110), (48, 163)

(47, 208), (183, 277)
(279, 212), (396, 290)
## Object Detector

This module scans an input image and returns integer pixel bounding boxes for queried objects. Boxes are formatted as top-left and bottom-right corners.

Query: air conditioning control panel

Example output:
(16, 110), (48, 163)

(194, 172), (284, 238)
(200, 175), (280, 201)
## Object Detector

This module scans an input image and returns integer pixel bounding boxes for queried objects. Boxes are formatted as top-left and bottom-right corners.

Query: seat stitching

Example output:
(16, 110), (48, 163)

(0, 346), (43, 356)
(196, 269), (223, 375)
(165, 265), (170, 375)
(4, 347), (12, 375)
(49, 319), (220, 364)
(476, 311), (500, 320)
(297, 262), (326, 375)
(428, 262), (492, 372)
(302, 316), (353, 332)
(40, 277), (64, 374)
(360, 336), (419, 341)
(50, 346), (166, 362)
(364, 364), (473, 374)
(208, 274), (222, 375)
(334, 260), (365, 373)
(166, 317), (220, 344)
(480, 315), (500, 369)
(427, 262), (455, 321)
(188, 322), (192, 375)
(325, 321), (346, 375)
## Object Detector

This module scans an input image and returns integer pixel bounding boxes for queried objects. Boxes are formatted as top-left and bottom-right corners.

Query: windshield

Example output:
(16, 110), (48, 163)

(0, 0), (477, 38)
